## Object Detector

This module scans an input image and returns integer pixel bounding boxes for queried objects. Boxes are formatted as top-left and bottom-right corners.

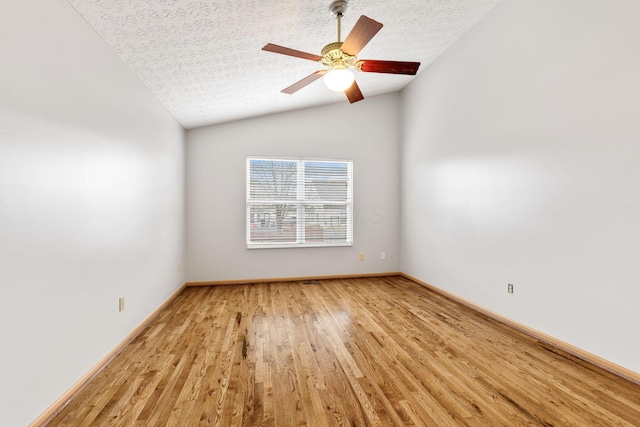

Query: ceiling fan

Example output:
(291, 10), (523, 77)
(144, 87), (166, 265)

(262, 0), (421, 103)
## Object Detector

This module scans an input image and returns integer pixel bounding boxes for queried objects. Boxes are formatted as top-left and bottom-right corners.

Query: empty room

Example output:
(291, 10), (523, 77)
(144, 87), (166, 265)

(2, 0), (640, 425)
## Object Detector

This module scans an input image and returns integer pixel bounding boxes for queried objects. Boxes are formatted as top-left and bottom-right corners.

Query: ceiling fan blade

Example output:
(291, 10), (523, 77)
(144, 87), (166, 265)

(341, 16), (383, 56)
(262, 43), (322, 62)
(282, 70), (326, 94)
(357, 60), (421, 75)
(344, 81), (364, 104)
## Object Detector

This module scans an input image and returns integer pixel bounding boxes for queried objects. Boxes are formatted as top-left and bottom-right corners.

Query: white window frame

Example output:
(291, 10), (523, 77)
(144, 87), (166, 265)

(246, 156), (353, 249)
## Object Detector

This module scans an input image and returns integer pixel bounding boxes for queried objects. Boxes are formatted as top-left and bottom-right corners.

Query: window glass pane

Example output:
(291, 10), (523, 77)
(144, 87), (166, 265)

(305, 161), (348, 201)
(248, 203), (297, 243)
(249, 159), (297, 200)
(304, 204), (348, 242)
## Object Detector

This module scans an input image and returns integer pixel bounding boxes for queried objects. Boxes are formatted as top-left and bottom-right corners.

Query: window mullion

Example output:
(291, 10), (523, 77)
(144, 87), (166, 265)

(296, 160), (305, 244)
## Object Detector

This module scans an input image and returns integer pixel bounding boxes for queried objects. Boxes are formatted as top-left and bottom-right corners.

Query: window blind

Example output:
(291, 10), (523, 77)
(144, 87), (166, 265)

(246, 157), (353, 248)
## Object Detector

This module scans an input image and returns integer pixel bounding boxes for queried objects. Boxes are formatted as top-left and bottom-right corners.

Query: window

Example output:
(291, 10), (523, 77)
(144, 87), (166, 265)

(246, 157), (353, 248)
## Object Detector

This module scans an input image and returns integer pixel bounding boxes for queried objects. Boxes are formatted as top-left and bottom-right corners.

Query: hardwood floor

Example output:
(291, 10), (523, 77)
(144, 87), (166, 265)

(48, 276), (640, 426)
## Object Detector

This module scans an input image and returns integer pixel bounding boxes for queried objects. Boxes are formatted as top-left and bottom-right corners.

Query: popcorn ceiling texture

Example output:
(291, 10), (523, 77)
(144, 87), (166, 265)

(66, 0), (501, 128)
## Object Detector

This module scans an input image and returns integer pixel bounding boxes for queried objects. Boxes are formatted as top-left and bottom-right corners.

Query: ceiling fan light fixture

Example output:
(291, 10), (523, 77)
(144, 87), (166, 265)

(262, 5), (419, 103)
(324, 68), (355, 92)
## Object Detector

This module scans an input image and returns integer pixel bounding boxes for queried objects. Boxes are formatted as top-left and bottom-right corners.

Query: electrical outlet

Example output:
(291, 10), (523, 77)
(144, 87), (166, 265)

(507, 284), (514, 294)
(380, 252), (386, 260)
(359, 252), (365, 261)
(119, 297), (125, 312)
(178, 262), (182, 272)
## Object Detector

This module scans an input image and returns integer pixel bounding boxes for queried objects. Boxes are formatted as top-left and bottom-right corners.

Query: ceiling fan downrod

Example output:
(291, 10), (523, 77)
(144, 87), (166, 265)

(329, 0), (348, 42)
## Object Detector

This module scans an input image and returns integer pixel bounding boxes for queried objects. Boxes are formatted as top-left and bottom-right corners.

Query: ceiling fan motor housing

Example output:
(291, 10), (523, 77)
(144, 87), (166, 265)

(321, 42), (356, 71)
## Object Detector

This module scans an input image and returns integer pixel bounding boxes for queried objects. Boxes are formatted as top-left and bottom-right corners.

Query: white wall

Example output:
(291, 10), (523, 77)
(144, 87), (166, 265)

(400, 0), (640, 374)
(187, 94), (400, 281)
(0, 2), (186, 425)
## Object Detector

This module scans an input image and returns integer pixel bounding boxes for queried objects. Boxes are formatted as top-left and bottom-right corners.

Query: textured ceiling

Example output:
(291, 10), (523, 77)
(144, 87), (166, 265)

(66, 0), (501, 129)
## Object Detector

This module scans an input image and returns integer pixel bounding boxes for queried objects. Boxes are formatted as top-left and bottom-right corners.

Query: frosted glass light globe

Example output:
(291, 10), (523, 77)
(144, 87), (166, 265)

(324, 68), (355, 92)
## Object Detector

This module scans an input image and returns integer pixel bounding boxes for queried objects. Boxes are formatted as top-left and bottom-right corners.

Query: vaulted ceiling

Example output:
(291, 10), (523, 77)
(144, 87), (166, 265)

(66, 0), (501, 129)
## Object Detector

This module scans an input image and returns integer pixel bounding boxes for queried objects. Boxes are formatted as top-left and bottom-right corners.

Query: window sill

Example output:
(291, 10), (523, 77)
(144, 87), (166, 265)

(246, 242), (354, 250)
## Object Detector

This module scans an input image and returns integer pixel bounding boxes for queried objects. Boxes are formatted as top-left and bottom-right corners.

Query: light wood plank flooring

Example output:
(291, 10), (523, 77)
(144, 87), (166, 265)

(48, 276), (640, 426)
